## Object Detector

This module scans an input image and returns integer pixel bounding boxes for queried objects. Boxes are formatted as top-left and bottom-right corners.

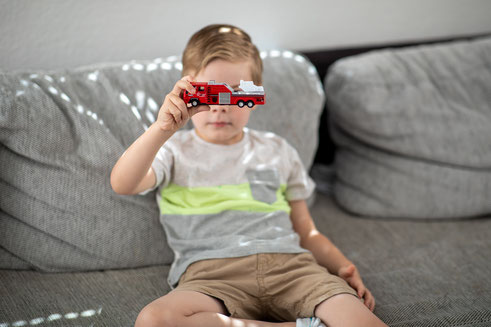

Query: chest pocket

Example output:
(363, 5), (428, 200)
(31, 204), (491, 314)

(246, 169), (281, 204)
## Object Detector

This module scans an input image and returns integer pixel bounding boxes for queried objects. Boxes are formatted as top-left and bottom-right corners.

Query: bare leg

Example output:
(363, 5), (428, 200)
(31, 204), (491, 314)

(134, 290), (295, 327)
(314, 294), (387, 327)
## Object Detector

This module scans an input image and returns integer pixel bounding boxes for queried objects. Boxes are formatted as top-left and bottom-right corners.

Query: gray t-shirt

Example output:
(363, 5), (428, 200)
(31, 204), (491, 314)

(141, 128), (315, 287)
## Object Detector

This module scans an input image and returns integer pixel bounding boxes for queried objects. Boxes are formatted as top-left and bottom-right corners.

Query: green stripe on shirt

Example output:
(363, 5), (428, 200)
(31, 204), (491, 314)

(159, 183), (290, 215)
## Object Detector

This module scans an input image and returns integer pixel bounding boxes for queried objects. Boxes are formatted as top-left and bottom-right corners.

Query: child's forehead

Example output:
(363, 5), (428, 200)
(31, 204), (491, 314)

(196, 59), (253, 84)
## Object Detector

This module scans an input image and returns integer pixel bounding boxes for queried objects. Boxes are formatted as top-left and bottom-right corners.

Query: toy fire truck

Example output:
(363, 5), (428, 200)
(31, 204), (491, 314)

(182, 80), (265, 108)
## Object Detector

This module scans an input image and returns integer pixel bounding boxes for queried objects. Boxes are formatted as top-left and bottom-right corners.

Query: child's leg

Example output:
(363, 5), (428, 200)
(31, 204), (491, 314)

(135, 290), (295, 327)
(314, 294), (388, 327)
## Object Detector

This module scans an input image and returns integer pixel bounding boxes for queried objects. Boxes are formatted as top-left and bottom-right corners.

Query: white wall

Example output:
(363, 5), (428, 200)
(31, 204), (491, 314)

(1, 0), (490, 71)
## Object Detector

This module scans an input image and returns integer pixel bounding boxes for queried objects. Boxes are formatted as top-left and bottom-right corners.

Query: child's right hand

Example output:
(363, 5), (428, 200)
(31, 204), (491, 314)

(155, 76), (210, 132)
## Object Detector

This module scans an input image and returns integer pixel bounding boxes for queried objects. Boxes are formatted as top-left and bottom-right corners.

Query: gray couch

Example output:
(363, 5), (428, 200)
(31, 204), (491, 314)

(1, 37), (491, 327)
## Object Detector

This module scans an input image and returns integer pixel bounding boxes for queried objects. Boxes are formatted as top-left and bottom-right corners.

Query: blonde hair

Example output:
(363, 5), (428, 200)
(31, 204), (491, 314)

(182, 24), (263, 85)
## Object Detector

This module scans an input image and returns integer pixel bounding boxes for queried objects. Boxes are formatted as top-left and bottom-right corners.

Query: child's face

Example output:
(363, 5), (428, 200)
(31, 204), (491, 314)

(191, 59), (254, 145)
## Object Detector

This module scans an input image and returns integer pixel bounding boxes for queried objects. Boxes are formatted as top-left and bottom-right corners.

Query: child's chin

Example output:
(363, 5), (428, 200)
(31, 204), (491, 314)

(208, 128), (233, 136)
(207, 131), (241, 144)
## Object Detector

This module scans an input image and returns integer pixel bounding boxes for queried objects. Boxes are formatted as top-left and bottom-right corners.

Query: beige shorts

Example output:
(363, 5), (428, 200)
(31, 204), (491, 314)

(174, 252), (358, 321)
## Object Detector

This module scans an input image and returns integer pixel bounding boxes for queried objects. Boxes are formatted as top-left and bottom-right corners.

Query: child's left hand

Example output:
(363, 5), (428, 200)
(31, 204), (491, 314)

(338, 264), (376, 311)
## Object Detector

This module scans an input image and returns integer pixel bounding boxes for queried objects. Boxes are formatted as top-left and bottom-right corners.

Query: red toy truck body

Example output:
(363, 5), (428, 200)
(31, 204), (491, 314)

(182, 80), (265, 108)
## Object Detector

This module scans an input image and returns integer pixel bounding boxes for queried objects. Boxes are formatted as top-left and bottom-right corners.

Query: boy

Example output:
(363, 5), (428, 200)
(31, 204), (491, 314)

(111, 24), (387, 327)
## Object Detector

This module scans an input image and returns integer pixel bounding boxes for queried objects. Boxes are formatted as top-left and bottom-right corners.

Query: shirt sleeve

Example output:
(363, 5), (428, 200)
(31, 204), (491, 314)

(138, 145), (174, 195)
(284, 142), (316, 201)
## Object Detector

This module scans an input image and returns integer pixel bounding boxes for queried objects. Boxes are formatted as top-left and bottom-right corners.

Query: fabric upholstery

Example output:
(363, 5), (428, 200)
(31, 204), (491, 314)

(1, 193), (490, 326)
(311, 193), (491, 327)
(0, 50), (324, 271)
(1, 39), (490, 327)
(326, 36), (491, 219)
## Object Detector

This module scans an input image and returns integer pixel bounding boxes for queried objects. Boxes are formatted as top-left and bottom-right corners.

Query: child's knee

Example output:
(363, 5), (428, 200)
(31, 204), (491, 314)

(314, 294), (387, 327)
(135, 304), (179, 327)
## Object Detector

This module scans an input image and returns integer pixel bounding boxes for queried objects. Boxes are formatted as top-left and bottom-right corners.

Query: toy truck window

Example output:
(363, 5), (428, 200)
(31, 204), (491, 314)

(199, 86), (205, 91)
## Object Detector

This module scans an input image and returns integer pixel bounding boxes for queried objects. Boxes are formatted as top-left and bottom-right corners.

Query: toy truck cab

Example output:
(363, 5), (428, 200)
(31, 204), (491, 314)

(183, 80), (265, 108)
(184, 82), (209, 107)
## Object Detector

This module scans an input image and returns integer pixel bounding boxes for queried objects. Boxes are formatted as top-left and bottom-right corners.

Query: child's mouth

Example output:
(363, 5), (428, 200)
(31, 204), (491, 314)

(209, 122), (231, 127)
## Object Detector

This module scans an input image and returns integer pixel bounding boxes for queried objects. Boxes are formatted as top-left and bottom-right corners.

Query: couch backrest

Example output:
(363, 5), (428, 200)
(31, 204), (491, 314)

(0, 51), (324, 271)
(326, 36), (491, 219)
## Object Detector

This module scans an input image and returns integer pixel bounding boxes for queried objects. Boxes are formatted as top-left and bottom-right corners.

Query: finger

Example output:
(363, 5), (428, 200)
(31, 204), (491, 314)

(349, 280), (364, 298)
(181, 75), (194, 82)
(357, 285), (366, 299)
(167, 95), (186, 123)
(168, 94), (190, 121)
(369, 298), (375, 312)
(367, 291), (375, 311)
(169, 103), (182, 124)
(167, 104), (182, 125)
(347, 278), (361, 292)
(364, 290), (375, 311)
(370, 295), (376, 311)
(170, 77), (195, 97)
(367, 296), (375, 312)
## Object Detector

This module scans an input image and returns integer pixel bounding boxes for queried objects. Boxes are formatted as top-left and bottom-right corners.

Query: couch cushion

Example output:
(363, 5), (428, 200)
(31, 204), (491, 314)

(0, 265), (170, 326)
(0, 50), (324, 271)
(310, 193), (491, 327)
(1, 193), (490, 327)
(326, 36), (491, 219)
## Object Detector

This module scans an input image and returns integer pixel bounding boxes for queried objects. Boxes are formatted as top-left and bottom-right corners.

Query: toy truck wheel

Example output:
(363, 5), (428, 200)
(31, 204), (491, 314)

(247, 101), (254, 108)
(238, 100), (245, 108)
(190, 99), (199, 107)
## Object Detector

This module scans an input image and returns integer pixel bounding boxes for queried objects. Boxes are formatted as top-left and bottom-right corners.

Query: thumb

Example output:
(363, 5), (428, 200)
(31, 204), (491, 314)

(189, 104), (211, 117)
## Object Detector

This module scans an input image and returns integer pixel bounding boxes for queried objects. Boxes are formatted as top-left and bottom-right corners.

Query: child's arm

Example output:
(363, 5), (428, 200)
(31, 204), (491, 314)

(110, 125), (172, 195)
(289, 199), (376, 311)
(289, 199), (352, 273)
(110, 76), (208, 195)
